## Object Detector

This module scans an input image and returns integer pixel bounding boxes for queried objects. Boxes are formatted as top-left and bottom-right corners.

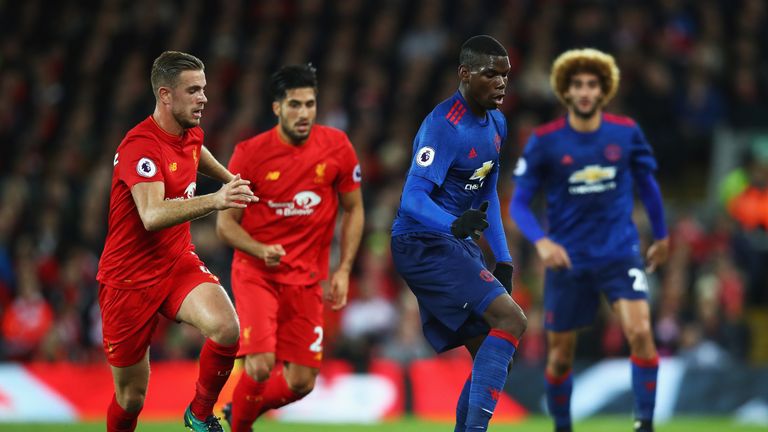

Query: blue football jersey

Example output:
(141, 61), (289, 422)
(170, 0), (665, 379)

(392, 91), (507, 236)
(513, 113), (657, 264)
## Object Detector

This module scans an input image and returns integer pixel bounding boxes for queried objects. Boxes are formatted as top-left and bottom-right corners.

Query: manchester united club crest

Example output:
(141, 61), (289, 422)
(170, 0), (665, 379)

(604, 144), (621, 162)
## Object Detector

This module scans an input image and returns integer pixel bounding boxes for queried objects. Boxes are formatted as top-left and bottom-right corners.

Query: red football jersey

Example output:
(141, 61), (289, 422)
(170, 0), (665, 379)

(97, 116), (202, 289)
(228, 125), (361, 285)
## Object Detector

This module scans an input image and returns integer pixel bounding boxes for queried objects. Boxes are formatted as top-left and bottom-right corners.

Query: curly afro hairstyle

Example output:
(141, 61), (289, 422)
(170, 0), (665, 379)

(550, 48), (620, 107)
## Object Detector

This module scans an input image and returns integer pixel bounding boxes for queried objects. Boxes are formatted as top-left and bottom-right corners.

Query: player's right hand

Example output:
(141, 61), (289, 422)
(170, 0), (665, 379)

(256, 243), (286, 267)
(215, 174), (256, 209)
(451, 201), (490, 240)
(535, 237), (572, 270)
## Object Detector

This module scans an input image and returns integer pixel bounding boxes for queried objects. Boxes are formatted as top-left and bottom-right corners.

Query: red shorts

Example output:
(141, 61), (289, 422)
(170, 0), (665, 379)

(99, 251), (220, 367)
(232, 267), (324, 368)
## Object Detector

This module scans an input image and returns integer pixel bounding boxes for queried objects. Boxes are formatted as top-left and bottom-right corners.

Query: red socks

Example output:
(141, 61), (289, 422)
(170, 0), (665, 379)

(107, 393), (141, 432)
(230, 372), (268, 432)
(230, 363), (306, 431)
(190, 338), (239, 420)
(258, 365), (304, 415)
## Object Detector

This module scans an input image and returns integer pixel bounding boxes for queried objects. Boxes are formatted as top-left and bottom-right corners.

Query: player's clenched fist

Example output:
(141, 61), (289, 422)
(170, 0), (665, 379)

(451, 201), (490, 240)
(256, 243), (286, 267)
(534, 237), (572, 270)
(215, 174), (257, 209)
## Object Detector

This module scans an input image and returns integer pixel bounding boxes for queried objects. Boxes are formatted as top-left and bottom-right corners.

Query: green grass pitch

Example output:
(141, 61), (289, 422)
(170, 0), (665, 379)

(1, 417), (765, 431)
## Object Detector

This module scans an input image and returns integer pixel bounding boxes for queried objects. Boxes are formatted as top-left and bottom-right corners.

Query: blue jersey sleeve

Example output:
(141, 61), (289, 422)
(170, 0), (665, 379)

(630, 125), (658, 174)
(474, 167), (512, 263)
(635, 172), (668, 240)
(509, 182), (547, 243)
(399, 174), (456, 233)
(513, 133), (545, 191)
(407, 115), (459, 186)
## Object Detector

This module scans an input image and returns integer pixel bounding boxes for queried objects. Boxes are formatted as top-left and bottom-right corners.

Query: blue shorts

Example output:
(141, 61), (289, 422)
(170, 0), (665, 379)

(543, 256), (649, 331)
(391, 232), (507, 353)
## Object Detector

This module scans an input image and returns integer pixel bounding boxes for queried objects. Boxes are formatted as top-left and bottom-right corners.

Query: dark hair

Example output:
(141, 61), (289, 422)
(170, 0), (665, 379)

(459, 35), (508, 69)
(268, 64), (318, 101)
(150, 51), (204, 96)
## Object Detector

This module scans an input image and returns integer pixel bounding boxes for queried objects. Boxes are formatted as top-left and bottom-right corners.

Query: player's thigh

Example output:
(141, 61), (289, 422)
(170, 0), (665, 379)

(175, 282), (239, 342)
(543, 267), (600, 331)
(232, 269), (281, 357)
(275, 284), (324, 368)
(165, 252), (237, 340)
(98, 284), (162, 368)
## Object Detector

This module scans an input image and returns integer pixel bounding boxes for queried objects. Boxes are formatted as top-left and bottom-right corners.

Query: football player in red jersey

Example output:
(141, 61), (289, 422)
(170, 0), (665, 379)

(97, 51), (256, 432)
(216, 64), (364, 432)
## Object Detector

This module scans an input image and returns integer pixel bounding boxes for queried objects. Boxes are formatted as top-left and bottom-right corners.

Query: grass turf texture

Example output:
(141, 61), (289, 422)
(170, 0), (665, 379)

(1, 417), (764, 431)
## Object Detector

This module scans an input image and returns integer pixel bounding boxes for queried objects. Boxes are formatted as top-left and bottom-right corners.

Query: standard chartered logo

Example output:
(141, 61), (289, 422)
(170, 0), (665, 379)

(568, 165), (617, 195)
(268, 191), (322, 216)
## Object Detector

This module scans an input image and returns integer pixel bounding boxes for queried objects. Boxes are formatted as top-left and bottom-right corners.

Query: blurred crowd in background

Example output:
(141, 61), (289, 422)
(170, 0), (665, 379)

(1, 0), (767, 369)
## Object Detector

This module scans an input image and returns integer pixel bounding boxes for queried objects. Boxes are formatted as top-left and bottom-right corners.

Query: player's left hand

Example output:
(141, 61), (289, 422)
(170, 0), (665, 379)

(493, 262), (514, 294)
(645, 237), (670, 273)
(326, 269), (350, 311)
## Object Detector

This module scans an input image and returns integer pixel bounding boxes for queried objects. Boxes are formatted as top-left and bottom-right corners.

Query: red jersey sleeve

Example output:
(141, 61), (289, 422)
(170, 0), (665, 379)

(228, 142), (252, 183)
(336, 134), (362, 193)
(118, 139), (165, 188)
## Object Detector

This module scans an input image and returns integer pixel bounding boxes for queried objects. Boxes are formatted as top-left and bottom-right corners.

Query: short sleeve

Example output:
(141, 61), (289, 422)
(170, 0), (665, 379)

(117, 139), (164, 188)
(228, 142), (250, 182)
(512, 133), (545, 191)
(336, 134), (362, 193)
(630, 125), (658, 174)
(407, 115), (458, 186)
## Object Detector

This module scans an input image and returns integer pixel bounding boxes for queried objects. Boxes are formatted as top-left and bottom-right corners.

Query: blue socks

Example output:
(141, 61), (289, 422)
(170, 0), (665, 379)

(631, 355), (658, 422)
(454, 374), (471, 432)
(545, 369), (573, 430)
(465, 329), (518, 430)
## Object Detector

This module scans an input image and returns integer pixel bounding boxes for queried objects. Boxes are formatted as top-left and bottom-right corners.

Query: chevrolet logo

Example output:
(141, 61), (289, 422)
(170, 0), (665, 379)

(569, 165), (616, 184)
(469, 161), (494, 181)
(265, 171), (280, 181)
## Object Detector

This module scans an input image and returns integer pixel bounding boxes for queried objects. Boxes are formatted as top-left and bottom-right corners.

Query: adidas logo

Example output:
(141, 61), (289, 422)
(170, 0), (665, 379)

(468, 148), (478, 159)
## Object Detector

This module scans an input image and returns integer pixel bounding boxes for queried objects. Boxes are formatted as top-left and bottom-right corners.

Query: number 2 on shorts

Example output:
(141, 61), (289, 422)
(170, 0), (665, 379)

(628, 268), (649, 292)
(309, 326), (323, 352)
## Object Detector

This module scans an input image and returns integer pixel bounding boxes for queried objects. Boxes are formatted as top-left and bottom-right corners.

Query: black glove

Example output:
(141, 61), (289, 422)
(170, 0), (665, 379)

(493, 262), (514, 294)
(450, 201), (489, 240)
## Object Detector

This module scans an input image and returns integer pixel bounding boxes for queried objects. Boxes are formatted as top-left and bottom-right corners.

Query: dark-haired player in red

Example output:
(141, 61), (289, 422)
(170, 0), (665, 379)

(97, 51), (256, 432)
(216, 64), (364, 432)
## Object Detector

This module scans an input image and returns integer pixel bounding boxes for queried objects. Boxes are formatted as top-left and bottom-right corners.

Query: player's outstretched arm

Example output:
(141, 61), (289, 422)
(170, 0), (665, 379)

(215, 206), (285, 266)
(198, 145), (234, 183)
(132, 175), (256, 231)
(327, 188), (364, 311)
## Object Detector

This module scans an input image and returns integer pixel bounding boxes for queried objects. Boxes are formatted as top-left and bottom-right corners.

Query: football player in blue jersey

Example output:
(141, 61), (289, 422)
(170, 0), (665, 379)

(391, 35), (527, 432)
(509, 48), (669, 432)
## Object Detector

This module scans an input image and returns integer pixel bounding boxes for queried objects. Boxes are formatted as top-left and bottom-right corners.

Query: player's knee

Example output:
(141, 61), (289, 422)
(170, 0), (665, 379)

(117, 387), (146, 413)
(286, 370), (318, 395)
(625, 322), (653, 348)
(547, 357), (573, 376)
(497, 308), (527, 339)
(211, 319), (240, 346)
(245, 355), (274, 382)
